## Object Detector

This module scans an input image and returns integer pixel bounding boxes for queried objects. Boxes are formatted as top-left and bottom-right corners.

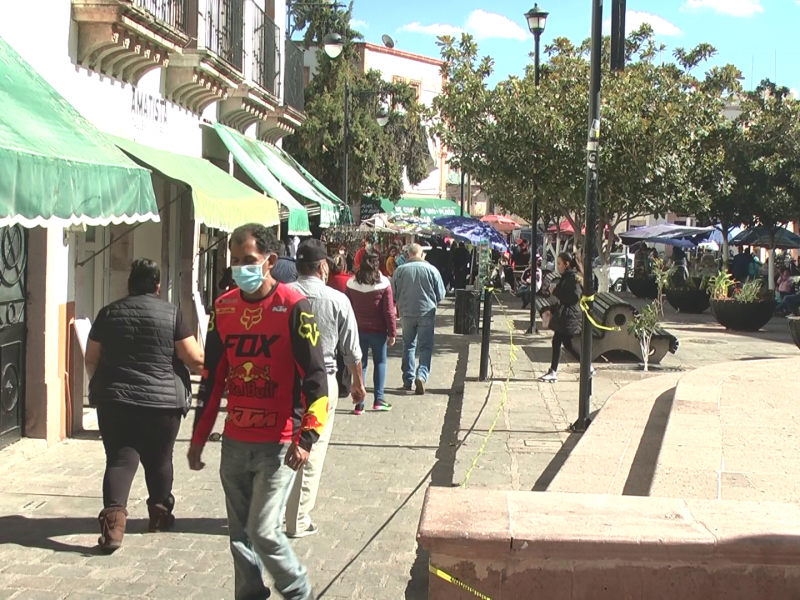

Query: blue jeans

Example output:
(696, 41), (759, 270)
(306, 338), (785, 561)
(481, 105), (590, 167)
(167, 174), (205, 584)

(401, 313), (436, 386)
(220, 439), (311, 600)
(359, 331), (388, 407)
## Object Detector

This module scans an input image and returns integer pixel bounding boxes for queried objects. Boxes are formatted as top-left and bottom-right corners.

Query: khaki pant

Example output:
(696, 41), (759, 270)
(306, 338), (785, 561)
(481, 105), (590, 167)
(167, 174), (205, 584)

(285, 372), (339, 535)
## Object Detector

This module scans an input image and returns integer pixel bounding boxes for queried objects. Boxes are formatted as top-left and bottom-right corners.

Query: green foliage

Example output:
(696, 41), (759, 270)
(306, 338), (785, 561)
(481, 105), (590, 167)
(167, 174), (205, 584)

(428, 34), (494, 182)
(627, 302), (660, 371)
(735, 279), (765, 303)
(628, 302), (660, 339)
(706, 270), (735, 300)
(284, 2), (431, 204)
(430, 25), (747, 289)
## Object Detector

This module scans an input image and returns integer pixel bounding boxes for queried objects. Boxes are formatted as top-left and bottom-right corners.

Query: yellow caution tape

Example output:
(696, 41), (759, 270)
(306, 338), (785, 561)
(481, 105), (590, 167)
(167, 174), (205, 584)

(579, 294), (620, 332)
(461, 291), (517, 488)
(429, 563), (492, 600)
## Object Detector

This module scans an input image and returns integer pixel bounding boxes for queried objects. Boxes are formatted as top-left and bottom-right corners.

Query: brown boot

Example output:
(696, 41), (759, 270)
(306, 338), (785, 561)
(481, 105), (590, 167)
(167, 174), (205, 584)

(147, 494), (175, 533)
(98, 507), (128, 553)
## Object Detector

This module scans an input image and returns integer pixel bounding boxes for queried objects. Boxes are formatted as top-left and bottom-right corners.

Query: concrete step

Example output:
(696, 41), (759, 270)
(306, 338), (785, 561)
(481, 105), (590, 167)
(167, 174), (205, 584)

(548, 371), (684, 495)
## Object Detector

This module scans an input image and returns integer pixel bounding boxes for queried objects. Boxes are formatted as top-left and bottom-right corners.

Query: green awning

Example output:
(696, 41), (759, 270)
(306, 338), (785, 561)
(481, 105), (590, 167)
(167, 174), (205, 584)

(258, 143), (340, 227)
(212, 124), (310, 235)
(112, 137), (280, 232)
(361, 196), (460, 221)
(0, 35), (158, 227)
(268, 145), (353, 225)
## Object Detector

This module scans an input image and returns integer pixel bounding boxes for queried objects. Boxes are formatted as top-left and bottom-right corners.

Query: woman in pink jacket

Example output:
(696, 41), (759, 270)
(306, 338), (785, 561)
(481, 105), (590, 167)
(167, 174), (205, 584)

(346, 253), (397, 415)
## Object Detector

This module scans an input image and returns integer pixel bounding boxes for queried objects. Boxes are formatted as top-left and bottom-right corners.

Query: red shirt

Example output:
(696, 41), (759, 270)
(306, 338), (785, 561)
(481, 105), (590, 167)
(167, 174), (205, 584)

(191, 284), (329, 451)
(327, 272), (351, 295)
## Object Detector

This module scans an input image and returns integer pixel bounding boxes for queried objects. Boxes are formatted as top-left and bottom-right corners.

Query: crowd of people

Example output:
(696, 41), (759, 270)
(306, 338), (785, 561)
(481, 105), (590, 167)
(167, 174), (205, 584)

(84, 226), (447, 600)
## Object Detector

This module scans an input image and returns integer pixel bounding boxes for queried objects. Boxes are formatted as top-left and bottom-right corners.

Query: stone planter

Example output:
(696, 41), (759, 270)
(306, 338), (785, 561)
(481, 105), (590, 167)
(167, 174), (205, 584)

(627, 276), (658, 300)
(788, 316), (800, 350)
(710, 299), (775, 332)
(665, 288), (711, 314)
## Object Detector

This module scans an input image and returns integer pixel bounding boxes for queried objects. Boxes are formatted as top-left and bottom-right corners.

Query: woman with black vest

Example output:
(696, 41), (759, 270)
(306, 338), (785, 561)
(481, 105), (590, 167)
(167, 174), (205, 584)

(85, 258), (204, 552)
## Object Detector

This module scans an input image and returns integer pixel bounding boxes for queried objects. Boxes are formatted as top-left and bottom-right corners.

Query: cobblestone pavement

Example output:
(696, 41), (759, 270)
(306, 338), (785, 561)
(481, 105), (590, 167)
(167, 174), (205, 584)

(0, 300), (468, 600)
(2, 292), (796, 598)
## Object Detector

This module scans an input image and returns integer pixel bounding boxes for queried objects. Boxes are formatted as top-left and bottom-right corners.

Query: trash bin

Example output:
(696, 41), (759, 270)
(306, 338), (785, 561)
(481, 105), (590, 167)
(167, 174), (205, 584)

(454, 289), (481, 335)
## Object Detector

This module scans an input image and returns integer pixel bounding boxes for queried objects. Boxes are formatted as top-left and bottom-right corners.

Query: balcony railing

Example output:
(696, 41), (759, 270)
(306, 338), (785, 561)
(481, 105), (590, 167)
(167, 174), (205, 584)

(284, 39), (304, 112)
(206, 0), (244, 71)
(252, 4), (279, 95)
(133, 0), (189, 34)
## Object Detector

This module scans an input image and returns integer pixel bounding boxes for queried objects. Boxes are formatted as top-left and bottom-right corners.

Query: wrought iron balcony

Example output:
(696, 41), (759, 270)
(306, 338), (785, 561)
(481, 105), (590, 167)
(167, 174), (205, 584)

(284, 39), (304, 113)
(206, 0), (244, 71)
(252, 3), (279, 96)
(72, 0), (191, 84)
(133, 0), (188, 34)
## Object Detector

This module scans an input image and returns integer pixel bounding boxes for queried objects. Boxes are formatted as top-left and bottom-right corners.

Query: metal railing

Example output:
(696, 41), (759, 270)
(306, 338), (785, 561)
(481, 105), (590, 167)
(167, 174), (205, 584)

(206, 0), (244, 71)
(133, 0), (190, 33)
(284, 39), (304, 112)
(252, 3), (279, 95)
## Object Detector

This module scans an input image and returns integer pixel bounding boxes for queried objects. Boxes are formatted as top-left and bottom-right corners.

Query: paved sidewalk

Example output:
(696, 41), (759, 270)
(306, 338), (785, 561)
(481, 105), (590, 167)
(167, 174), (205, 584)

(451, 292), (800, 491)
(0, 300), (469, 600)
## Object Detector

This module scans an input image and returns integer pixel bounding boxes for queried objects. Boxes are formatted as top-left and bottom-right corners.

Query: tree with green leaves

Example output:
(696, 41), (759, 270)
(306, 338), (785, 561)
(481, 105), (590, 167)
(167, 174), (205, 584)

(284, 2), (430, 209)
(428, 34), (494, 214)
(448, 26), (741, 291)
(726, 81), (800, 290)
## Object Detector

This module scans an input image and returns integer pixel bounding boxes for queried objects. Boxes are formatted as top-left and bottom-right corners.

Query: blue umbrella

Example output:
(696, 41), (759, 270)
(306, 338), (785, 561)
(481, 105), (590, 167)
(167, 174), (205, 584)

(649, 237), (696, 249)
(433, 216), (509, 252)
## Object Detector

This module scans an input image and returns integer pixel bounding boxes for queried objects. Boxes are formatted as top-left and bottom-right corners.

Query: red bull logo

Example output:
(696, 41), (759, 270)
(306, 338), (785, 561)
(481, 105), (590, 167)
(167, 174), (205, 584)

(301, 396), (329, 433)
(228, 361), (278, 398)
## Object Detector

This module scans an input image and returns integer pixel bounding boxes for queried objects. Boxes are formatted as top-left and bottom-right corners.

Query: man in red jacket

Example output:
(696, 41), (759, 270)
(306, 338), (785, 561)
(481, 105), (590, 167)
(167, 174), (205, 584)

(189, 224), (328, 600)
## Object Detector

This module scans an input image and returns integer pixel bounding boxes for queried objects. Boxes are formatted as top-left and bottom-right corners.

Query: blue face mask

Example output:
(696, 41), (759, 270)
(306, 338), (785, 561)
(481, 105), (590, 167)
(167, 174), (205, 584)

(232, 260), (267, 294)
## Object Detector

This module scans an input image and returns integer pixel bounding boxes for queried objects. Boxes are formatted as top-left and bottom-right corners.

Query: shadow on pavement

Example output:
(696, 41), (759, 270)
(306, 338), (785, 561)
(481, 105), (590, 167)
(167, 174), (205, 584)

(622, 389), (674, 497)
(0, 515), (228, 555)
(531, 409), (600, 492)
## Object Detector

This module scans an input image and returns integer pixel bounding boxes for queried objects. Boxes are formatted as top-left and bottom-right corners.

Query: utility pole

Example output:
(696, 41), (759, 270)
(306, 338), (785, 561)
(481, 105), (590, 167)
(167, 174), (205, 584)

(575, 0), (603, 434)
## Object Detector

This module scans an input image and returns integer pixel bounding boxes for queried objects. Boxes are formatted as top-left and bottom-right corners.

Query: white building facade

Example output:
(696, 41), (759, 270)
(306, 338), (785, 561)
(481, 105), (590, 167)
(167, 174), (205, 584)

(0, 0), (305, 448)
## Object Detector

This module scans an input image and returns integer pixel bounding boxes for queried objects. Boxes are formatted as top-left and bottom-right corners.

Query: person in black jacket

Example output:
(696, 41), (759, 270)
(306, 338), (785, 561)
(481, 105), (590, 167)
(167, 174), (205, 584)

(540, 252), (583, 383)
(84, 258), (205, 552)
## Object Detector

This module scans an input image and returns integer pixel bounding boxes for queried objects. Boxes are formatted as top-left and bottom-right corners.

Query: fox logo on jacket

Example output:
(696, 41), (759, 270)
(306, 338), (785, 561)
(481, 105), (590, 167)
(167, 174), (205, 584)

(240, 307), (263, 331)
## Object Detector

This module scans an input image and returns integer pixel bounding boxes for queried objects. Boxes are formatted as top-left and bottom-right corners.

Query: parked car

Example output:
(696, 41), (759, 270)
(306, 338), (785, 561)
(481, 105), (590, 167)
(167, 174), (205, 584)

(593, 253), (634, 293)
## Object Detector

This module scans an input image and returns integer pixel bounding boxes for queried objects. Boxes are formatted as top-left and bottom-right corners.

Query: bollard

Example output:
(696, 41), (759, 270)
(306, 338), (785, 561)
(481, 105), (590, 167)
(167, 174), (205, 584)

(479, 289), (493, 381)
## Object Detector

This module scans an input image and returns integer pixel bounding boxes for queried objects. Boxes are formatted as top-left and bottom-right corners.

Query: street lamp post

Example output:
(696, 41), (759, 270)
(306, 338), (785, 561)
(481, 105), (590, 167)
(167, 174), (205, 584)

(324, 33), (388, 213)
(525, 4), (548, 335)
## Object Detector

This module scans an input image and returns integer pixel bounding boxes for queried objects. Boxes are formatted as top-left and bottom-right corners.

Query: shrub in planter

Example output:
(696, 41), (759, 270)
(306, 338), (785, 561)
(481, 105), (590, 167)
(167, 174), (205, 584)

(627, 275), (658, 300)
(665, 276), (711, 314)
(787, 316), (800, 350)
(707, 273), (775, 332)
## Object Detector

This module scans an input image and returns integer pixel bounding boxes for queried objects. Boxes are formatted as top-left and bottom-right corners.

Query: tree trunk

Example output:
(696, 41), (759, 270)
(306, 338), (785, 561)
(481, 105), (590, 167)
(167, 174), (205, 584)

(596, 218), (612, 293)
(768, 229), (776, 291)
(721, 221), (730, 269)
(641, 332), (652, 372)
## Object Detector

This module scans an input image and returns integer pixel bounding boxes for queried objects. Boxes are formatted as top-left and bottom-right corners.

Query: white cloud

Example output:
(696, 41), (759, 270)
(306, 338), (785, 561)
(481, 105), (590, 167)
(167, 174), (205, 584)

(603, 11), (683, 36)
(398, 22), (463, 36)
(350, 19), (369, 30)
(681, 0), (764, 17)
(465, 10), (529, 41)
(399, 9), (529, 41)
(790, 88), (799, 100)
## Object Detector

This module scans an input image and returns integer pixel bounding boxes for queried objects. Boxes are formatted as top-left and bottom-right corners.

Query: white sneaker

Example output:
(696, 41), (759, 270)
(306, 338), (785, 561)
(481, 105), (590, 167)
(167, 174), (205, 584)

(540, 370), (558, 383)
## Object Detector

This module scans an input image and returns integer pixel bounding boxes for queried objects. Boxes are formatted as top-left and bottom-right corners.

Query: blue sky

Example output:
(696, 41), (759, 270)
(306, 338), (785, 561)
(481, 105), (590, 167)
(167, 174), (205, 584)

(349, 0), (800, 95)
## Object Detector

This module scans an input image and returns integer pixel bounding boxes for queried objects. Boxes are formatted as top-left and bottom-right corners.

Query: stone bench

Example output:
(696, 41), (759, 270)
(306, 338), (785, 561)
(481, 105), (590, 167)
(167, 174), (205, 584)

(536, 292), (679, 364)
(417, 487), (800, 599)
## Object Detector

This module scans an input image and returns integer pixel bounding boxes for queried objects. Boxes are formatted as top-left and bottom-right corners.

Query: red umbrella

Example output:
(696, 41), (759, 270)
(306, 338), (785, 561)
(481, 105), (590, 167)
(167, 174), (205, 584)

(481, 214), (520, 233)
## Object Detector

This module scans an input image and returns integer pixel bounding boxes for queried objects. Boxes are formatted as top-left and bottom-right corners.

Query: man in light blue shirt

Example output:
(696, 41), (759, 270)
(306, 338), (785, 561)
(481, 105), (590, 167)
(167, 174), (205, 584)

(391, 243), (445, 395)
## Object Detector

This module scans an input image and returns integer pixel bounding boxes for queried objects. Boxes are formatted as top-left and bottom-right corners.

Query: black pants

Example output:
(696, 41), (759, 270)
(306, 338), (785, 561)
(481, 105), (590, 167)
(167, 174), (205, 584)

(97, 402), (182, 509)
(550, 332), (576, 372)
